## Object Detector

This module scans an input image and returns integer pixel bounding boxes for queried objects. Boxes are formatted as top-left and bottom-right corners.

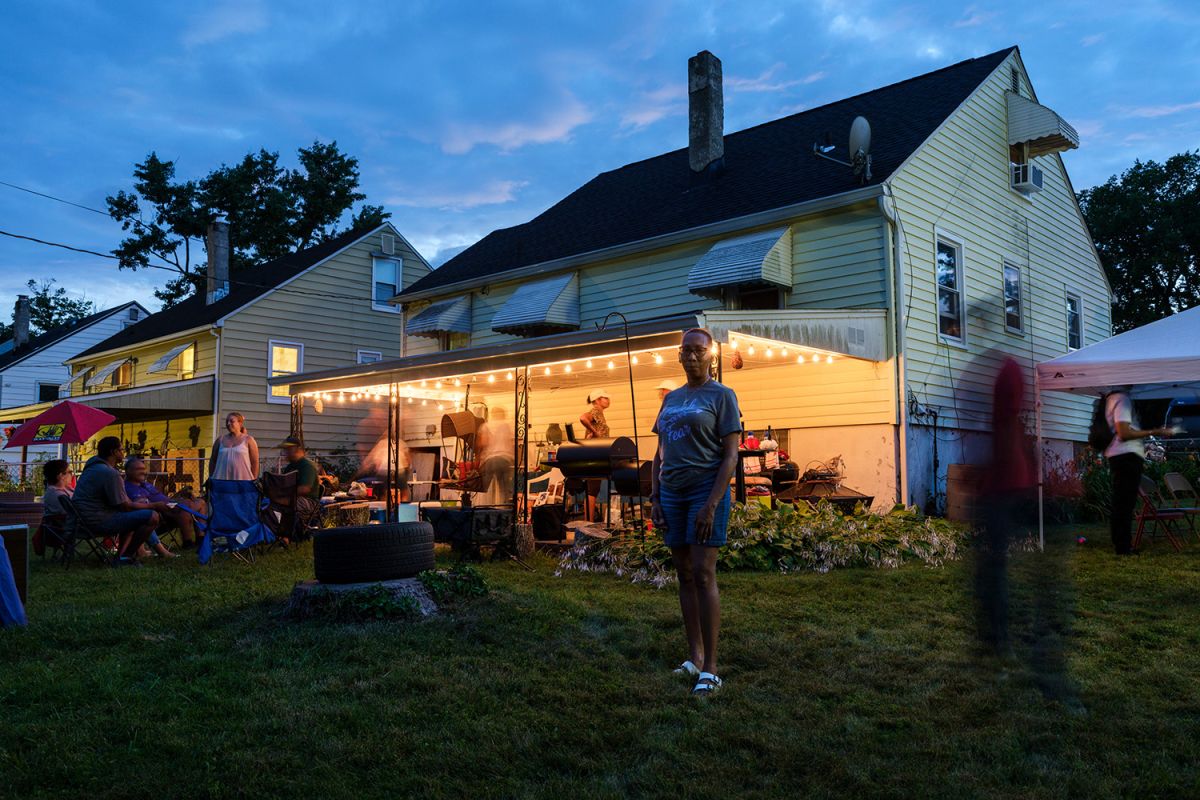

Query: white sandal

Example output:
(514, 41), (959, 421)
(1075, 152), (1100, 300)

(692, 672), (722, 696)
(672, 660), (700, 677)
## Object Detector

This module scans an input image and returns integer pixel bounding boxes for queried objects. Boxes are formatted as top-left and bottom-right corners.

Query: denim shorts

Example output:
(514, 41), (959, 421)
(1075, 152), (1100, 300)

(95, 509), (155, 537)
(658, 480), (730, 548)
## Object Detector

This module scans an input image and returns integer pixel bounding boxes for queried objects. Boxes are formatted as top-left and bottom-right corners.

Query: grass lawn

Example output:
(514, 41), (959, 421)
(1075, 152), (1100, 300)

(1, 524), (1198, 799)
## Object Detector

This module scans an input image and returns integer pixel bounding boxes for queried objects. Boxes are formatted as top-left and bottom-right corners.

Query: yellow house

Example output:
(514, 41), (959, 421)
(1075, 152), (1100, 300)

(48, 222), (431, 485)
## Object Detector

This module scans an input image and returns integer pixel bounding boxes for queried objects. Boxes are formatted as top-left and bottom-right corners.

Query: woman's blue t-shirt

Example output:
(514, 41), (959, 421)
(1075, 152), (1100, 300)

(652, 379), (741, 491)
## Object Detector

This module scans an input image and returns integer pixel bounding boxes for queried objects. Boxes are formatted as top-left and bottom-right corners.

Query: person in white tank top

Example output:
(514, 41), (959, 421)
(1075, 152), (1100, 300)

(209, 412), (260, 481)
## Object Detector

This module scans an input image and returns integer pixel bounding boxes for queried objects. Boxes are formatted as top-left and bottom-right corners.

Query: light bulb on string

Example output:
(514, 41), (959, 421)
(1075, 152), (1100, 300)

(421, 399), (427, 406)
(796, 354), (804, 364)
(653, 352), (663, 364)
(781, 348), (788, 357)
(487, 374), (496, 384)
(420, 380), (427, 388)
(730, 339), (739, 350)
(826, 355), (833, 364)
(631, 355), (639, 365)
(564, 363), (572, 373)
(506, 371), (514, 380)
(747, 345), (755, 356)
(407, 397), (413, 404)
(766, 348), (773, 359)
(585, 359), (593, 368)
(544, 366), (551, 376)
(607, 360), (615, 370)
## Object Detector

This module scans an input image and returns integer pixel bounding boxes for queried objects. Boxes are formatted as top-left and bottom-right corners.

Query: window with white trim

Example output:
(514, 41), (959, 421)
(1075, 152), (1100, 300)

(1003, 263), (1023, 333)
(357, 350), (383, 364)
(936, 237), (965, 341)
(372, 257), (401, 312)
(1066, 292), (1083, 351)
(268, 340), (303, 403)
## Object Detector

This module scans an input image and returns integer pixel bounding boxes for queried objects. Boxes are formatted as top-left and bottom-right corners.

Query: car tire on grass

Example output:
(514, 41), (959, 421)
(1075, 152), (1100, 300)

(313, 522), (435, 584)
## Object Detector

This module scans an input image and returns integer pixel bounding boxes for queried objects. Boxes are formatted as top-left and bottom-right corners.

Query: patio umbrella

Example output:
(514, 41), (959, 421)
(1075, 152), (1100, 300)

(3, 400), (116, 449)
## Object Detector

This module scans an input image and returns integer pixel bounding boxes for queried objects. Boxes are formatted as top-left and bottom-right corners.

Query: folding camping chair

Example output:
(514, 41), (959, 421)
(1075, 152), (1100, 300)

(1162, 472), (1200, 540)
(34, 514), (71, 564)
(1134, 475), (1187, 552)
(196, 479), (274, 565)
(259, 471), (322, 549)
(57, 496), (116, 568)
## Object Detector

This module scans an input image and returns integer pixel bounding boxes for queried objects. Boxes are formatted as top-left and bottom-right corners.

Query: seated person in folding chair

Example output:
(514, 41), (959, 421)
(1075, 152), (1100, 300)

(36, 459), (74, 556)
(72, 437), (161, 566)
(279, 436), (321, 538)
(124, 456), (203, 554)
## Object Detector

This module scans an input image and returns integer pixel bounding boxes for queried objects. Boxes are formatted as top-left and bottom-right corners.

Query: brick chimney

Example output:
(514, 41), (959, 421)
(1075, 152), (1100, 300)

(12, 294), (31, 348)
(688, 50), (724, 174)
(205, 216), (230, 305)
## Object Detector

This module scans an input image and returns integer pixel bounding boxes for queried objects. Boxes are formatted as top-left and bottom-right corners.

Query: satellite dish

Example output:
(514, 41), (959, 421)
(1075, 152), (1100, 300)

(812, 116), (873, 183)
(849, 116), (872, 183)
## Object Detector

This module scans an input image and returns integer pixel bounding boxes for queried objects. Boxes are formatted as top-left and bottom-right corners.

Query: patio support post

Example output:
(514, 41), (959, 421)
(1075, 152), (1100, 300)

(598, 312), (644, 534)
(512, 366), (530, 540)
(1035, 370), (1045, 552)
(387, 382), (400, 523)
(289, 395), (304, 446)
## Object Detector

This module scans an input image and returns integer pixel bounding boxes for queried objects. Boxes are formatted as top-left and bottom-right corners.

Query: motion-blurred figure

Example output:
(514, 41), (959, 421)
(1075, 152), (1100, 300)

(975, 357), (1034, 654)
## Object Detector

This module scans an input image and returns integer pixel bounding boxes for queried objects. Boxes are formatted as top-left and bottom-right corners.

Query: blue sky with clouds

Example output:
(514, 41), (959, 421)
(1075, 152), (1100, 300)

(2, 0), (1198, 316)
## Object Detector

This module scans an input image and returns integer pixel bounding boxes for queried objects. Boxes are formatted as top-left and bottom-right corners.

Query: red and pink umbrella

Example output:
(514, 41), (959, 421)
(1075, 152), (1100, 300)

(3, 400), (116, 449)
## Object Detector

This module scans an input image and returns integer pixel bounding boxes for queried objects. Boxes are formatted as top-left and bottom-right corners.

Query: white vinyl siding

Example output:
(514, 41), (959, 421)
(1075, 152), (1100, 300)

(1003, 263), (1023, 333)
(267, 340), (303, 403)
(372, 257), (401, 312)
(887, 51), (1111, 448)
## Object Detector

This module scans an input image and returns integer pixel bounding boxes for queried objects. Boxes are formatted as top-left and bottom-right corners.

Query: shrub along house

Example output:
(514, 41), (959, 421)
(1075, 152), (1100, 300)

(273, 47), (1108, 512)
(38, 221), (432, 488)
(0, 297), (149, 470)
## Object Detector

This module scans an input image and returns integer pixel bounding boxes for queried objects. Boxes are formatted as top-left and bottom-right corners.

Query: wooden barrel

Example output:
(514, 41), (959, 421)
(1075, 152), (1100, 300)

(946, 464), (984, 522)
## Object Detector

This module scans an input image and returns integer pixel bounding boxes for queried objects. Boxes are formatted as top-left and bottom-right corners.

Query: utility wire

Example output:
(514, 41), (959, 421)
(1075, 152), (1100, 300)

(0, 227), (389, 304)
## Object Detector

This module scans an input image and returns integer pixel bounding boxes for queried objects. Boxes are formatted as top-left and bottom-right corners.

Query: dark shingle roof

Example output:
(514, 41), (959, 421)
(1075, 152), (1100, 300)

(73, 223), (386, 360)
(0, 301), (144, 372)
(404, 47), (1014, 296)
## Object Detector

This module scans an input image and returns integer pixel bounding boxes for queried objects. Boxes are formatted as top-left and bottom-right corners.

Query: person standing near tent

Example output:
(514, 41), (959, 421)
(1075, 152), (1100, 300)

(652, 328), (741, 697)
(209, 412), (259, 481)
(1103, 389), (1177, 555)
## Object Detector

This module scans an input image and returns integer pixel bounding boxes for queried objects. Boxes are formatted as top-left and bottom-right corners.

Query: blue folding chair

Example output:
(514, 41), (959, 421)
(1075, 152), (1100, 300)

(196, 479), (274, 565)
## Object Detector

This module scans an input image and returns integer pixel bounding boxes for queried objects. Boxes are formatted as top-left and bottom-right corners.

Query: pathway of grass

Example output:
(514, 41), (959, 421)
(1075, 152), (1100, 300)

(1, 525), (1197, 799)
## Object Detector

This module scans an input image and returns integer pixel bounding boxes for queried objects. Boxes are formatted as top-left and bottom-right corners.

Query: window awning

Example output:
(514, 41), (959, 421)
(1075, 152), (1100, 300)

(85, 358), (130, 388)
(702, 309), (888, 362)
(406, 296), (472, 338)
(1007, 92), (1079, 157)
(687, 227), (791, 299)
(59, 369), (90, 394)
(147, 342), (194, 374)
(491, 273), (579, 337)
(73, 376), (214, 420)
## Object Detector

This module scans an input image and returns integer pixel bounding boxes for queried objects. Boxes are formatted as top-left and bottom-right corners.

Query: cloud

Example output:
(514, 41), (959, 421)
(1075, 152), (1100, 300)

(1072, 119), (1105, 139)
(441, 93), (593, 154)
(387, 180), (528, 211)
(726, 63), (803, 93)
(182, 0), (268, 47)
(430, 245), (469, 267)
(1081, 33), (1104, 47)
(1120, 100), (1200, 118)
(952, 6), (995, 28)
(620, 83), (686, 130)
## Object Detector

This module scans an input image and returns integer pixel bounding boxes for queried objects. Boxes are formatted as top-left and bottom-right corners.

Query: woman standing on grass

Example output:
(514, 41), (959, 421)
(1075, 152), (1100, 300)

(651, 328), (741, 697)
(209, 412), (259, 481)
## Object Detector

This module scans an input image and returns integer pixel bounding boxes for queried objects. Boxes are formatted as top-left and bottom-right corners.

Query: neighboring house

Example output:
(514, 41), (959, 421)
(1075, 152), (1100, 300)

(2, 222), (431, 484)
(0, 298), (149, 464)
(275, 47), (1107, 512)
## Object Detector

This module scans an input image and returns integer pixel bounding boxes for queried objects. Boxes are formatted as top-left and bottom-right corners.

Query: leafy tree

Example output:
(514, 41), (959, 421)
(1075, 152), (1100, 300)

(106, 141), (389, 307)
(1, 279), (96, 342)
(1078, 151), (1200, 332)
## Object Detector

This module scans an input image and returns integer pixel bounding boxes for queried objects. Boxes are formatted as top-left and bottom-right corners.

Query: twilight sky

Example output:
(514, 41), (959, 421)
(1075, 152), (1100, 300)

(1, 0), (1198, 316)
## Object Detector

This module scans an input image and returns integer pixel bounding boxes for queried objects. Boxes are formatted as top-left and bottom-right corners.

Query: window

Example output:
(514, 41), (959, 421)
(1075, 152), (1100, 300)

(268, 340), (303, 403)
(1066, 292), (1083, 350)
(37, 382), (59, 402)
(1003, 263), (1023, 333)
(128, 307), (139, 321)
(438, 332), (470, 351)
(936, 237), (965, 341)
(725, 286), (784, 311)
(180, 344), (195, 378)
(357, 350), (383, 364)
(112, 361), (133, 388)
(372, 258), (401, 312)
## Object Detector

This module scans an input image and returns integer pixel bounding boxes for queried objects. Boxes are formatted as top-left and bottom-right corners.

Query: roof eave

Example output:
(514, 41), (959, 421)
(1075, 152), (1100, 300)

(394, 184), (885, 304)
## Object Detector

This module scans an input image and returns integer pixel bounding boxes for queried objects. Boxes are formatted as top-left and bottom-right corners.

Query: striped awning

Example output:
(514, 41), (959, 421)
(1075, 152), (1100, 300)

(1007, 92), (1079, 157)
(406, 296), (472, 338)
(491, 273), (580, 336)
(85, 358), (130, 388)
(147, 342), (194, 374)
(688, 228), (791, 299)
(59, 368), (90, 394)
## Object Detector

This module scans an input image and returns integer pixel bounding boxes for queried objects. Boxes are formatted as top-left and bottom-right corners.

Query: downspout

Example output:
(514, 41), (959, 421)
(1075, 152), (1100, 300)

(208, 322), (222, 482)
(879, 186), (910, 506)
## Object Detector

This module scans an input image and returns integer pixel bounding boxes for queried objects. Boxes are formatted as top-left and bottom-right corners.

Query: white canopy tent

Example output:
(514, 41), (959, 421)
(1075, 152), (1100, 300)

(1034, 306), (1200, 547)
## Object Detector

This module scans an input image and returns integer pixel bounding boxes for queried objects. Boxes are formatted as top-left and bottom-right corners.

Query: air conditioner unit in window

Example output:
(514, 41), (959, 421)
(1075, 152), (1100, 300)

(1011, 163), (1044, 193)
